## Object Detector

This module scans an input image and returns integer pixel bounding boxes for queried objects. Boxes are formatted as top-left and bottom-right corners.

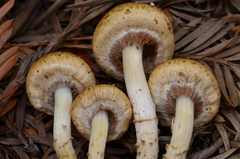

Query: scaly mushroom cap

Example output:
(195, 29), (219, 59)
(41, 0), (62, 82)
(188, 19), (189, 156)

(26, 52), (96, 115)
(148, 58), (221, 127)
(71, 84), (132, 142)
(92, 2), (174, 81)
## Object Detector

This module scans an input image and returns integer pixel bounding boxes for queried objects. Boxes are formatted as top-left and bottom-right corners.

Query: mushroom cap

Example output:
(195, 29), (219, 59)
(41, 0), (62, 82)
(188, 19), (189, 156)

(26, 52), (96, 115)
(92, 2), (174, 81)
(148, 58), (221, 127)
(71, 84), (132, 142)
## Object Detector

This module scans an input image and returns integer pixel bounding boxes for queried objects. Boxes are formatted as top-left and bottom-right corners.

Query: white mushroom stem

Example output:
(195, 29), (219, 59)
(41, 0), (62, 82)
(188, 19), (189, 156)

(123, 43), (159, 159)
(53, 86), (77, 159)
(88, 110), (109, 159)
(164, 95), (194, 159)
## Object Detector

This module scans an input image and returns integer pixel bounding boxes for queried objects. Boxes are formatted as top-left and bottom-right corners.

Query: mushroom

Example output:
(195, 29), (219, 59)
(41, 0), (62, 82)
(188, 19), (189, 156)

(26, 52), (96, 159)
(148, 58), (221, 159)
(71, 84), (132, 159)
(92, 3), (174, 158)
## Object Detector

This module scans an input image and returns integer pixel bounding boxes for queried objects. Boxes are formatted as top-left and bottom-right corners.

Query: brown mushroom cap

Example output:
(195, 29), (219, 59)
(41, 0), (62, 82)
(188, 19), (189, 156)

(26, 52), (96, 115)
(92, 2), (174, 81)
(148, 58), (221, 127)
(71, 84), (132, 142)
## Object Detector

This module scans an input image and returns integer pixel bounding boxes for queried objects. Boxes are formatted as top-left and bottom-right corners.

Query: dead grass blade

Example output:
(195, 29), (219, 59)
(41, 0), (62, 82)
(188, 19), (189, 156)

(0, 46), (18, 66)
(175, 18), (216, 51)
(0, 0), (14, 20)
(214, 122), (230, 151)
(223, 65), (239, 107)
(0, 28), (12, 49)
(0, 54), (18, 81)
(0, 19), (12, 35)
(213, 62), (233, 106)
(208, 148), (237, 159)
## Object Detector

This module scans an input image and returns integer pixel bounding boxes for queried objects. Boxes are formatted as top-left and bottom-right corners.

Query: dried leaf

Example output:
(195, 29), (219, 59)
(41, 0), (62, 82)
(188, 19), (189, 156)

(25, 135), (53, 147)
(15, 93), (26, 132)
(214, 114), (225, 123)
(213, 62), (233, 106)
(185, 23), (235, 54)
(0, 99), (17, 117)
(0, 28), (12, 49)
(175, 18), (216, 51)
(0, 19), (12, 35)
(10, 0), (39, 38)
(0, 46), (18, 66)
(214, 123), (230, 151)
(0, 0), (14, 20)
(221, 109), (240, 133)
(181, 15), (230, 52)
(229, 14), (240, 23)
(0, 138), (22, 146)
(195, 38), (232, 56)
(174, 17), (201, 42)
(224, 53), (240, 61)
(12, 146), (31, 159)
(223, 65), (238, 107)
(0, 54), (18, 81)
(214, 45), (240, 59)
(34, 0), (68, 27)
(50, 12), (63, 34)
(67, 0), (118, 7)
(170, 3), (214, 13)
(230, 141), (240, 148)
(62, 43), (92, 49)
(208, 148), (237, 159)
(168, 8), (198, 22)
(228, 63), (240, 79)
(230, 0), (240, 11)
(187, 137), (223, 159)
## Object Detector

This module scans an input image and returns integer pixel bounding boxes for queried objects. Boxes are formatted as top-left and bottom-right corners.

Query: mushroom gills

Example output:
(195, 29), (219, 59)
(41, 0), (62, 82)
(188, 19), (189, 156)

(88, 110), (109, 159)
(164, 95), (194, 159)
(53, 86), (76, 159)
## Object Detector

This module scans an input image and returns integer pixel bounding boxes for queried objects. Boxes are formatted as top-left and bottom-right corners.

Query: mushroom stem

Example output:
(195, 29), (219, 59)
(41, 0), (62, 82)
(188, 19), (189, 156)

(53, 86), (77, 159)
(164, 95), (194, 159)
(122, 43), (159, 158)
(88, 110), (109, 159)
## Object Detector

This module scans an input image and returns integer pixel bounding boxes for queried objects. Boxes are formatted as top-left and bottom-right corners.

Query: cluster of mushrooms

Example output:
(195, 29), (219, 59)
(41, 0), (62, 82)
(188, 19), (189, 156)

(26, 2), (221, 159)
